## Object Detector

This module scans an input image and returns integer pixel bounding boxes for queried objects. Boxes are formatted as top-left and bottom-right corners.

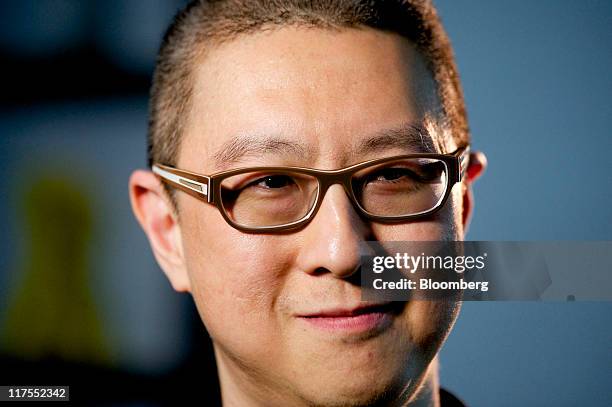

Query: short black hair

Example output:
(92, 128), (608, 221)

(148, 0), (469, 170)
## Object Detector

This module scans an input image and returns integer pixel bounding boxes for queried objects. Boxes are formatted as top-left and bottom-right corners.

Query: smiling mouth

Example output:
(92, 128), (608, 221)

(297, 302), (400, 333)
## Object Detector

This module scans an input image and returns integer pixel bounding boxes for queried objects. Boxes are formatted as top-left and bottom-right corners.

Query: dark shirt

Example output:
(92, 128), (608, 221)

(440, 387), (467, 407)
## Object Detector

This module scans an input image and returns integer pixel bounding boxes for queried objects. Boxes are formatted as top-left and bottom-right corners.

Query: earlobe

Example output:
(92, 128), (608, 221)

(461, 151), (487, 233)
(129, 170), (192, 292)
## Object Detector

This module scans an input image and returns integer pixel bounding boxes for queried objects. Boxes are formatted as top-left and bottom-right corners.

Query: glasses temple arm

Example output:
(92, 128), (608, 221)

(152, 164), (211, 201)
(457, 146), (470, 182)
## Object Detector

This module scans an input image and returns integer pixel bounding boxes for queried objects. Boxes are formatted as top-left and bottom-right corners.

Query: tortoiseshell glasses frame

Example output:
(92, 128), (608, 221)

(152, 146), (470, 233)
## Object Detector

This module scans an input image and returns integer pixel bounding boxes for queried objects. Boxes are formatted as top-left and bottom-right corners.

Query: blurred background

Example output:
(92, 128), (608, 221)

(0, 0), (610, 405)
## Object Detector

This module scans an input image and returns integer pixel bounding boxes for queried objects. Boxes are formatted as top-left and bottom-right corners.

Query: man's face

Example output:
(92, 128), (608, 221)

(176, 27), (464, 405)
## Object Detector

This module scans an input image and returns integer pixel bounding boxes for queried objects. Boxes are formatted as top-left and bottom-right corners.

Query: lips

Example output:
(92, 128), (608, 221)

(296, 302), (397, 333)
(298, 302), (395, 318)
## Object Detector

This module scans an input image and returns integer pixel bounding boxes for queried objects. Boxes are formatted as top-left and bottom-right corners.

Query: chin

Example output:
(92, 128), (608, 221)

(279, 309), (450, 406)
(292, 374), (413, 407)
(285, 352), (428, 407)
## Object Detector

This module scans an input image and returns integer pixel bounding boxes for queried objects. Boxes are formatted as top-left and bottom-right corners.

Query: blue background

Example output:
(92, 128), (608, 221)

(0, 1), (610, 405)
(436, 1), (612, 405)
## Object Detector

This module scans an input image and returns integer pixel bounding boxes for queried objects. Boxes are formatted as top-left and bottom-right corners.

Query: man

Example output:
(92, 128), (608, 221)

(129, 0), (486, 405)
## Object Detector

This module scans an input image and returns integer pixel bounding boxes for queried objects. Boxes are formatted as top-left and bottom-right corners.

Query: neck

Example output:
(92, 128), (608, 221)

(406, 358), (440, 407)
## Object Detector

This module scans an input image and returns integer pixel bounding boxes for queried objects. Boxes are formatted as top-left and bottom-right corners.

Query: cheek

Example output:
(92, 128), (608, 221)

(372, 209), (459, 242)
(372, 186), (464, 241)
(402, 300), (460, 350)
(179, 198), (296, 347)
(370, 193), (462, 351)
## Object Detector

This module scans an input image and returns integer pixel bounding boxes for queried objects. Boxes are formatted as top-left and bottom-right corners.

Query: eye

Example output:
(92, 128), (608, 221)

(248, 174), (296, 189)
(367, 167), (416, 184)
(415, 162), (445, 181)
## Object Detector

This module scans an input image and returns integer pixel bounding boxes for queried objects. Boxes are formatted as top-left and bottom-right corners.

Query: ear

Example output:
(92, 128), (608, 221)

(129, 169), (191, 292)
(461, 151), (487, 235)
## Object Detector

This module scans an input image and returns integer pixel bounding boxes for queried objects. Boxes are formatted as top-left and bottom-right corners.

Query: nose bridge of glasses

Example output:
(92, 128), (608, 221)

(311, 166), (362, 213)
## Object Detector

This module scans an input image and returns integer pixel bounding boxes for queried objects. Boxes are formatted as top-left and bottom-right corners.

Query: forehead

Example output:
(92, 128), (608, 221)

(180, 26), (444, 171)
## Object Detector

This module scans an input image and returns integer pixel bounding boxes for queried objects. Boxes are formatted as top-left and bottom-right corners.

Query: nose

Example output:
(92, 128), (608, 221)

(295, 184), (373, 279)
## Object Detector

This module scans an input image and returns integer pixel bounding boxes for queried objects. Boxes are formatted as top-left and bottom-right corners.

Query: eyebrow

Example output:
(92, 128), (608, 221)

(213, 135), (313, 170)
(212, 122), (435, 170)
(353, 123), (436, 156)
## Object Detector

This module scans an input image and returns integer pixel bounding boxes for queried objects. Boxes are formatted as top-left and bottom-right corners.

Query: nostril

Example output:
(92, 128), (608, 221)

(311, 265), (361, 283)
(312, 267), (329, 276)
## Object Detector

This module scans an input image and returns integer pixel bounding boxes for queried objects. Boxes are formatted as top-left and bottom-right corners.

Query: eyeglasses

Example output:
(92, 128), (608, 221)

(152, 146), (470, 232)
